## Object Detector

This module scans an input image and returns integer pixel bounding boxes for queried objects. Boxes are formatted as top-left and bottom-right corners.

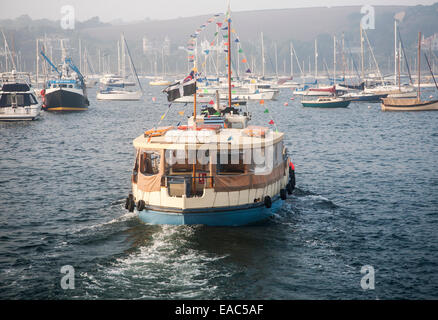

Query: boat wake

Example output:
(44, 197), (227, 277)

(80, 225), (229, 299)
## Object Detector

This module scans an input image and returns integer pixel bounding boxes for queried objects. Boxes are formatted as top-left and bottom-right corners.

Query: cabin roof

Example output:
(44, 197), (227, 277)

(133, 128), (284, 150)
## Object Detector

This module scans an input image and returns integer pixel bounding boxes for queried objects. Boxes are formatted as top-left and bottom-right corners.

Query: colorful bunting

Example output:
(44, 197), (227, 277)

(269, 120), (275, 125)
(264, 108), (269, 113)
(259, 100), (265, 105)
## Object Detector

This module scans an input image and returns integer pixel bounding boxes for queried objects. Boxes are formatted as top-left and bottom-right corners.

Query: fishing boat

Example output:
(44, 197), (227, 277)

(381, 32), (438, 112)
(40, 45), (89, 112)
(97, 34), (143, 101)
(301, 96), (351, 108)
(0, 70), (41, 121)
(125, 3), (295, 226)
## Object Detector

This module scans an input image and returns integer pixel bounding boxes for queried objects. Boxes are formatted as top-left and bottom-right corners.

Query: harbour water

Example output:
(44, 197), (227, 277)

(0, 83), (437, 299)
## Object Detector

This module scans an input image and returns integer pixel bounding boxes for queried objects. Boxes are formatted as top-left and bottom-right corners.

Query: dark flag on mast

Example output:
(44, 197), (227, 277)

(163, 71), (196, 102)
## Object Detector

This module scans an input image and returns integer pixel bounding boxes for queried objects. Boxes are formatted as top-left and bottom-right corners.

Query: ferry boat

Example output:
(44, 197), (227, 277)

(126, 105), (295, 226)
(125, 4), (295, 226)
(0, 70), (41, 121)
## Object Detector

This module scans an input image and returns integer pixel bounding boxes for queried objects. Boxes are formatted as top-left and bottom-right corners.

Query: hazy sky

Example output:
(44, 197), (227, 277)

(2, 0), (436, 22)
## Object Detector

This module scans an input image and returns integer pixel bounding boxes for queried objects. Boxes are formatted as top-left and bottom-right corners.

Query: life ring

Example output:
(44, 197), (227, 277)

(177, 124), (220, 131)
(144, 126), (174, 138)
(243, 126), (267, 138)
(199, 173), (207, 184)
(264, 196), (272, 208)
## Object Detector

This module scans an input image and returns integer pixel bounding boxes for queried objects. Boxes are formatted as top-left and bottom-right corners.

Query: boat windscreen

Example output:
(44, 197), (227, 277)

(0, 93), (38, 107)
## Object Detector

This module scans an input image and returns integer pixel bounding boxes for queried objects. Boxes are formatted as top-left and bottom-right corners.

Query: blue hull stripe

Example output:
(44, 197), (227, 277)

(138, 197), (284, 226)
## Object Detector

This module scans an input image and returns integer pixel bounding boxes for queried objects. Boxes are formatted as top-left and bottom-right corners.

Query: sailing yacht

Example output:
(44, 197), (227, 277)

(0, 70), (41, 121)
(97, 34), (143, 101)
(124, 3), (295, 226)
(382, 32), (438, 111)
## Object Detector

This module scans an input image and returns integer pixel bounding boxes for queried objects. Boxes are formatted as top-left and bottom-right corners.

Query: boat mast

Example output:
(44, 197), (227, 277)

(121, 34), (126, 79)
(117, 40), (120, 75)
(394, 20), (397, 86)
(314, 38), (318, 79)
(261, 32), (265, 78)
(360, 24), (364, 81)
(398, 41), (401, 91)
(417, 31), (421, 101)
(333, 35), (336, 85)
(275, 42), (278, 79)
(290, 42), (294, 78)
(36, 39), (39, 86)
(227, 7), (232, 108)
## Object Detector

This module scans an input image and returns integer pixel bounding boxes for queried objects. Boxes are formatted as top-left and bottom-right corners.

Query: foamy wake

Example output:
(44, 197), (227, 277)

(81, 225), (230, 299)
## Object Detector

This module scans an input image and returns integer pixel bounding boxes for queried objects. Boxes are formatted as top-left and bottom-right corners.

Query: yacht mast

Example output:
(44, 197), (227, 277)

(394, 20), (397, 86)
(333, 35), (336, 85)
(227, 5), (232, 108)
(261, 32), (265, 78)
(417, 31), (421, 100)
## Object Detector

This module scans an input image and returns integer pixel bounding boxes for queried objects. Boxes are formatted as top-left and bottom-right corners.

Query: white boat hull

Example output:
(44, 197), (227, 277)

(0, 105), (41, 121)
(96, 90), (142, 101)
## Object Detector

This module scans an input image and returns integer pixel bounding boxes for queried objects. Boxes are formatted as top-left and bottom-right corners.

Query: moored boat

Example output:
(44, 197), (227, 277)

(381, 97), (438, 111)
(301, 96), (351, 108)
(381, 31), (438, 112)
(40, 48), (89, 112)
(0, 70), (41, 121)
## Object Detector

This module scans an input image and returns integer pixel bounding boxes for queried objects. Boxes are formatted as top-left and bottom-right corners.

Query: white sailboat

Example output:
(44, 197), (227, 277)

(97, 34), (143, 101)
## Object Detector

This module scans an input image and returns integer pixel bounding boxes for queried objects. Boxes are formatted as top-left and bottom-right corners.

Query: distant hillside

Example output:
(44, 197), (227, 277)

(1, 3), (437, 76)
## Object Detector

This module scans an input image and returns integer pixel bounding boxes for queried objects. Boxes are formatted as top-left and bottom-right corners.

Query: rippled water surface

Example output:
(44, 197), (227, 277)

(1, 82), (437, 299)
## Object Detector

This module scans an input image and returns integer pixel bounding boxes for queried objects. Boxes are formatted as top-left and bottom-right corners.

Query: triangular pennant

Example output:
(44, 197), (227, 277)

(269, 120), (275, 125)
(259, 99), (265, 105)
(264, 108), (269, 113)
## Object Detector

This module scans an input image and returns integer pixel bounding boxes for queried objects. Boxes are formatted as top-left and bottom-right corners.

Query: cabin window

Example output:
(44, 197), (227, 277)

(0, 94), (26, 107)
(164, 149), (209, 175)
(217, 149), (246, 175)
(29, 94), (38, 105)
(139, 151), (161, 175)
(274, 141), (284, 166)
